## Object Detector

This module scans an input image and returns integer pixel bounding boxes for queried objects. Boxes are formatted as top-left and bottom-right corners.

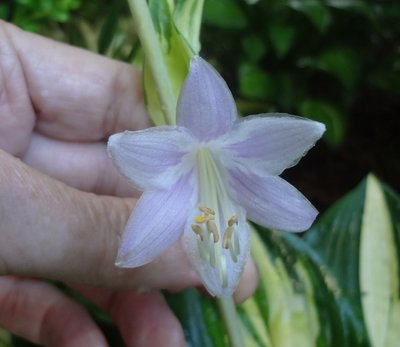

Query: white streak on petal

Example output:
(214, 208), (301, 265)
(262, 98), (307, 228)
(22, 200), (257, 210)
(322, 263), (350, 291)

(229, 168), (318, 232)
(116, 173), (196, 267)
(108, 126), (196, 190)
(177, 56), (237, 141)
(219, 114), (325, 176)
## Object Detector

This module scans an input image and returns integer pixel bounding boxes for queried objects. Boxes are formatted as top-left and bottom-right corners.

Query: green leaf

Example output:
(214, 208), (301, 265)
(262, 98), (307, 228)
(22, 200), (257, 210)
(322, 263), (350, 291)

(315, 47), (361, 89)
(241, 35), (267, 63)
(238, 63), (275, 101)
(173, 0), (204, 53)
(289, 1), (332, 32)
(298, 99), (346, 148)
(203, 0), (247, 29)
(145, 0), (203, 125)
(0, 4), (9, 19)
(97, 0), (126, 54)
(360, 176), (397, 347)
(268, 23), (296, 58)
(0, 329), (12, 346)
(165, 289), (226, 347)
(305, 175), (400, 346)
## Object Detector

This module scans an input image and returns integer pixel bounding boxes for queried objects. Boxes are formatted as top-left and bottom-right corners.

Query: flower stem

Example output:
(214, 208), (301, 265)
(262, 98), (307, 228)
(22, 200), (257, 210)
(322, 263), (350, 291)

(217, 297), (245, 347)
(127, 0), (175, 125)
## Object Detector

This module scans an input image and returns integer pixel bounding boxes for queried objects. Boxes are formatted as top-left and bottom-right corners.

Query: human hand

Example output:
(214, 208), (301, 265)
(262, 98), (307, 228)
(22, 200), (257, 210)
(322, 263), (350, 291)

(0, 21), (258, 346)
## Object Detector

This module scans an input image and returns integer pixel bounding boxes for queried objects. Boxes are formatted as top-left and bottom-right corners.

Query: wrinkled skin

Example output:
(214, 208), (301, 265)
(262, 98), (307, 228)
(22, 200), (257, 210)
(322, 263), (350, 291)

(0, 21), (258, 347)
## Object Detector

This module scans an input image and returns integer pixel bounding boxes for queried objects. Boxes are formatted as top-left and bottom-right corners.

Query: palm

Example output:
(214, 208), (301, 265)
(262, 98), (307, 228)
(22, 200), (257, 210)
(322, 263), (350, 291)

(0, 22), (188, 347)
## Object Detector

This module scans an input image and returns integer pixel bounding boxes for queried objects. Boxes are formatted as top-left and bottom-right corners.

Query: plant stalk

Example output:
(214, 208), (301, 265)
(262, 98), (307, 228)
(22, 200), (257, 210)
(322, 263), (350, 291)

(217, 297), (245, 347)
(127, 0), (175, 125)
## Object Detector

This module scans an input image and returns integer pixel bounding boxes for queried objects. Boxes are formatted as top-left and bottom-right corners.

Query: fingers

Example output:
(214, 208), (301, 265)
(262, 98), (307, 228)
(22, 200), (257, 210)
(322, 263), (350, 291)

(234, 258), (259, 304)
(23, 133), (139, 197)
(0, 21), (35, 155)
(0, 149), (199, 291)
(74, 286), (187, 347)
(0, 20), (148, 150)
(0, 277), (108, 347)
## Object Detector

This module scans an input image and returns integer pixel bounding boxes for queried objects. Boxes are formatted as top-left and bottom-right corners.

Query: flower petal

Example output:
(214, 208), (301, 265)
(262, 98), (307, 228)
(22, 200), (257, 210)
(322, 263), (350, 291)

(108, 126), (196, 190)
(219, 114), (325, 176)
(229, 168), (318, 232)
(182, 205), (250, 298)
(116, 173), (197, 267)
(177, 56), (237, 141)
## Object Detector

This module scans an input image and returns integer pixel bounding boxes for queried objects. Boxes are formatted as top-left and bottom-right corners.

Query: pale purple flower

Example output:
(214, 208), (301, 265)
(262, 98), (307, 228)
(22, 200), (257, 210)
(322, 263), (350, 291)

(107, 56), (325, 297)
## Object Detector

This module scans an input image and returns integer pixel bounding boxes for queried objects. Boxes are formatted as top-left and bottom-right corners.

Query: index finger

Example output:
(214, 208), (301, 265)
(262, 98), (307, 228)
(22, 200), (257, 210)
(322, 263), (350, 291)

(0, 21), (149, 142)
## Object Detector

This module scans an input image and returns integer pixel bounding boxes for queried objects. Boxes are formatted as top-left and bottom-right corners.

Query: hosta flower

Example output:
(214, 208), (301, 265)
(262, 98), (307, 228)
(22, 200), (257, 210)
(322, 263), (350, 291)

(108, 56), (325, 297)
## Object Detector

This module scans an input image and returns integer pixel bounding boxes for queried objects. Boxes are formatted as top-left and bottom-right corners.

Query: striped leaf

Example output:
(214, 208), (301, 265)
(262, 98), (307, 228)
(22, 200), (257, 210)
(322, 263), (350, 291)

(145, 0), (204, 126)
(306, 174), (400, 347)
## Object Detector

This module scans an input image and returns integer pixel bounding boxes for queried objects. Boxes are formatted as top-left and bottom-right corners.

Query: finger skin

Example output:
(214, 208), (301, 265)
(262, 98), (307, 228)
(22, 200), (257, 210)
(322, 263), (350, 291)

(23, 133), (139, 197)
(0, 149), (199, 291)
(0, 20), (148, 145)
(74, 286), (187, 347)
(0, 277), (108, 347)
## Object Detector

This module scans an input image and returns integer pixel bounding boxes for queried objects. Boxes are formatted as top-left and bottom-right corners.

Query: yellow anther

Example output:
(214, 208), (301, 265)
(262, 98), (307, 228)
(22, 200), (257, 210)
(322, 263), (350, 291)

(191, 224), (204, 241)
(228, 214), (238, 227)
(206, 220), (219, 243)
(199, 206), (215, 215)
(194, 215), (210, 223)
(228, 215), (238, 227)
(223, 226), (234, 249)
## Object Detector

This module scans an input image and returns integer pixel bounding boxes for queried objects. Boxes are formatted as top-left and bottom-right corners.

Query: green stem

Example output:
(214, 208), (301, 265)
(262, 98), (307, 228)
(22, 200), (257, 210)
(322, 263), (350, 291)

(127, 0), (175, 125)
(217, 297), (245, 347)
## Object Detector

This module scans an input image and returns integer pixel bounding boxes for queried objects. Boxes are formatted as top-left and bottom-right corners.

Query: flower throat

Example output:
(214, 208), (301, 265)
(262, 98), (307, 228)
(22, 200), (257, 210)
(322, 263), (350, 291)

(191, 148), (241, 288)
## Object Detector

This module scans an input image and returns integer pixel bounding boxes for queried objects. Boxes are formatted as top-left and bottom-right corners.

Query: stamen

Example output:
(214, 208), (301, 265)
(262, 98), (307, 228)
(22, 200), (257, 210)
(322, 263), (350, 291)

(193, 215), (214, 223)
(228, 215), (238, 227)
(199, 206), (215, 215)
(223, 226), (234, 249)
(219, 256), (228, 288)
(191, 224), (204, 241)
(197, 237), (209, 261)
(233, 229), (240, 256)
(229, 245), (238, 263)
(209, 241), (216, 267)
(206, 220), (219, 243)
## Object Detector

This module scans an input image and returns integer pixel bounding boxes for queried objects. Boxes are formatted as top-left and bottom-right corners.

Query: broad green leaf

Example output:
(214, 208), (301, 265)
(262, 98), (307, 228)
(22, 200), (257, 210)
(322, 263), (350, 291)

(249, 230), (320, 347)
(97, 0), (126, 54)
(145, 0), (203, 126)
(315, 47), (361, 89)
(238, 63), (275, 101)
(165, 289), (226, 347)
(203, 0), (247, 29)
(360, 175), (397, 347)
(0, 329), (12, 346)
(306, 175), (400, 346)
(298, 99), (346, 148)
(0, 5), (8, 19)
(268, 23), (296, 58)
(289, 1), (332, 32)
(241, 35), (267, 63)
(173, 0), (204, 53)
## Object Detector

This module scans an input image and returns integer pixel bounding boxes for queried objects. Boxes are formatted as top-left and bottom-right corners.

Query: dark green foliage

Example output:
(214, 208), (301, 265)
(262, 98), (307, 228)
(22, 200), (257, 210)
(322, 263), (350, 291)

(201, 0), (400, 147)
(0, 0), (81, 32)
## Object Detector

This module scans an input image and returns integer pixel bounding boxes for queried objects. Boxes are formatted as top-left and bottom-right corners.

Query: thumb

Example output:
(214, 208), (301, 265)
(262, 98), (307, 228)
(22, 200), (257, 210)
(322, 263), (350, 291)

(0, 150), (199, 291)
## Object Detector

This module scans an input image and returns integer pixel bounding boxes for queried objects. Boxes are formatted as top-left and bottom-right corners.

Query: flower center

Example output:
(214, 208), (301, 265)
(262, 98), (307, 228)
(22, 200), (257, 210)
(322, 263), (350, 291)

(192, 148), (241, 288)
